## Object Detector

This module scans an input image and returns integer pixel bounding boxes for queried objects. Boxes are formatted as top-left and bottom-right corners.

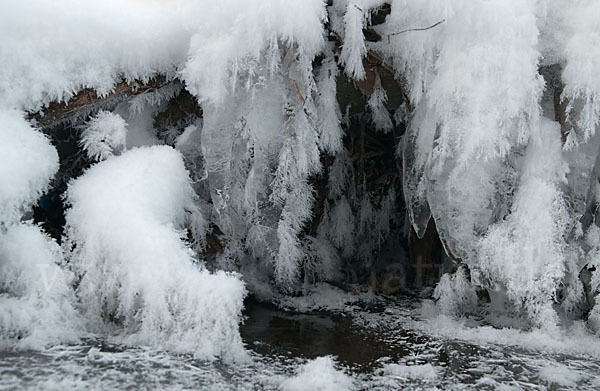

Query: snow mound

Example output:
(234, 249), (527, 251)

(0, 224), (81, 349)
(64, 146), (246, 361)
(382, 363), (439, 381)
(276, 282), (362, 312)
(538, 364), (583, 387)
(433, 266), (477, 316)
(0, 0), (188, 111)
(0, 1), (327, 110)
(281, 356), (355, 391)
(0, 109), (58, 226)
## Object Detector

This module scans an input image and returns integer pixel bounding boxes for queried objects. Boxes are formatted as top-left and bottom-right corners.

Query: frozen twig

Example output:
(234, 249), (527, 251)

(293, 79), (306, 104)
(387, 19), (445, 43)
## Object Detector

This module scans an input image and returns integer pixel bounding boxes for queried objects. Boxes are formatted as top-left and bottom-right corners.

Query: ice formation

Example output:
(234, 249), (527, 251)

(1, 0), (600, 355)
(80, 111), (128, 161)
(63, 146), (246, 361)
(0, 224), (81, 349)
(281, 356), (355, 391)
(0, 109), (80, 347)
(0, 110), (59, 225)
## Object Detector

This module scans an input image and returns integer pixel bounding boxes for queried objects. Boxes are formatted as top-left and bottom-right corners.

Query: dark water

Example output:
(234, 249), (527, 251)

(241, 300), (415, 372)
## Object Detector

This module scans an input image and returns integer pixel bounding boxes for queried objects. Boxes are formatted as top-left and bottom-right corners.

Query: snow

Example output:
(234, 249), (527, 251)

(538, 364), (583, 388)
(316, 48), (344, 154)
(339, 2), (368, 80)
(1, 0), (600, 367)
(181, 0), (327, 105)
(382, 363), (438, 381)
(383, 0), (544, 260)
(0, 109), (58, 226)
(559, 0), (600, 146)
(478, 119), (571, 329)
(0, 224), (81, 349)
(368, 88), (393, 133)
(0, 0), (188, 111)
(363, 0), (600, 328)
(433, 266), (477, 316)
(0, 108), (73, 349)
(0, 0), (327, 110)
(415, 306), (600, 360)
(2, 293), (600, 390)
(80, 111), (128, 161)
(276, 282), (362, 312)
(63, 146), (246, 361)
(281, 356), (355, 391)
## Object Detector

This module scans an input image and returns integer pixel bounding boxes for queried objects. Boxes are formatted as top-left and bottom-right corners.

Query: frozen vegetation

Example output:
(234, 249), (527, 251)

(1, 0), (600, 387)
(63, 145), (246, 361)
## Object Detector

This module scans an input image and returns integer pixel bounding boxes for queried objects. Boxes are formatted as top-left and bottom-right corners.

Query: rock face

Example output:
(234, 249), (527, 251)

(380, 263), (406, 295)
(409, 218), (446, 288)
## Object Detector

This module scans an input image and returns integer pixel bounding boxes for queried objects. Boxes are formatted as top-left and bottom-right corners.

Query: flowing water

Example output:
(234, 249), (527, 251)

(1, 295), (599, 390)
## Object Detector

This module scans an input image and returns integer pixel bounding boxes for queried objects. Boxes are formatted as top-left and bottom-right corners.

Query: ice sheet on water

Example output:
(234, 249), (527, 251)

(275, 282), (363, 312)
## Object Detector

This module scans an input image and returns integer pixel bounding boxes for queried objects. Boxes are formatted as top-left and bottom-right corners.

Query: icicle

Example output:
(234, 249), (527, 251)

(433, 266), (477, 316)
(339, 2), (367, 80)
(368, 87), (393, 133)
(478, 119), (570, 329)
(316, 45), (344, 154)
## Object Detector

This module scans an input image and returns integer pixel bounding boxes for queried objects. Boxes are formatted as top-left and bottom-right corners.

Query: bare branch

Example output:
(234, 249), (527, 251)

(387, 19), (445, 43)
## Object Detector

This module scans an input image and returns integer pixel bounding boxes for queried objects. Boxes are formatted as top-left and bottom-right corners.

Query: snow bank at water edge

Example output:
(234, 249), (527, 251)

(281, 356), (355, 391)
(64, 146), (247, 361)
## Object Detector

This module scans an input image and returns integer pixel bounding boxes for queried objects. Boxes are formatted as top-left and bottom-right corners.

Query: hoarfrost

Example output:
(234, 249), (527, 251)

(80, 111), (128, 162)
(0, 224), (81, 349)
(63, 146), (246, 361)
(0, 110), (59, 226)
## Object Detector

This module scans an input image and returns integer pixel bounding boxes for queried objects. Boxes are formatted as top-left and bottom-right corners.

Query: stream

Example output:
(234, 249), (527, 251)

(1, 295), (599, 390)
